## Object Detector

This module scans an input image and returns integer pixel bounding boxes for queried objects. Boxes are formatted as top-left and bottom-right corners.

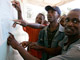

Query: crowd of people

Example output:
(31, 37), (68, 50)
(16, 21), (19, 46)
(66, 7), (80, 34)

(7, 1), (80, 60)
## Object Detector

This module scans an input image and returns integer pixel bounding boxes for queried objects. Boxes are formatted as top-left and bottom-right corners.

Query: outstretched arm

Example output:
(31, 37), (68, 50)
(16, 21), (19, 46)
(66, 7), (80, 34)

(7, 33), (40, 60)
(12, 1), (23, 19)
(12, 1), (23, 27)
(29, 42), (62, 55)
(13, 20), (46, 28)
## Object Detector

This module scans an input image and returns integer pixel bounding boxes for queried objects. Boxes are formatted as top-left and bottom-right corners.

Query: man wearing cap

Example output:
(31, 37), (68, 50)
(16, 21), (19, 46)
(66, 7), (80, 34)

(24, 5), (65, 60)
(32, 5), (65, 60)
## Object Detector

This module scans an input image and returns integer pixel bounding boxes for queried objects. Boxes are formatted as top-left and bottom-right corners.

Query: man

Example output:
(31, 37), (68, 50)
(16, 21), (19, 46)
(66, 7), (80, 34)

(7, 8), (80, 60)
(21, 5), (65, 60)
(29, 5), (65, 60)
(22, 13), (46, 59)
(49, 8), (80, 60)
(12, 1), (48, 59)
(8, 5), (65, 60)
(12, 1), (47, 28)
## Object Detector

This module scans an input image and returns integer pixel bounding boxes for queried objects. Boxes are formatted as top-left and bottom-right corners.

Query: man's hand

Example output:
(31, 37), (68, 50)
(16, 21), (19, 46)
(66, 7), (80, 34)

(13, 20), (28, 27)
(29, 42), (43, 50)
(12, 1), (23, 28)
(11, 1), (21, 12)
(12, 22), (17, 28)
(7, 33), (20, 50)
(20, 41), (32, 48)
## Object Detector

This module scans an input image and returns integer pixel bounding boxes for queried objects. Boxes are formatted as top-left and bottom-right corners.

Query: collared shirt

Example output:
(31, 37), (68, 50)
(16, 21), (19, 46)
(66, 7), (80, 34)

(47, 25), (58, 48)
(38, 25), (65, 60)
(49, 37), (80, 60)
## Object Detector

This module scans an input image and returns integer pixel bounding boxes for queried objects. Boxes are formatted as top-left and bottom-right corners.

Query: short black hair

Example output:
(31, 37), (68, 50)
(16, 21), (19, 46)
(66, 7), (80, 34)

(38, 13), (45, 20)
(71, 8), (80, 12)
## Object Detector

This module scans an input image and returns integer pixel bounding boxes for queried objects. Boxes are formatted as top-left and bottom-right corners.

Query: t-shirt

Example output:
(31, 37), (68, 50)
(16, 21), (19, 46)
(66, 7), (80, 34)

(23, 26), (42, 59)
(49, 36), (80, 60)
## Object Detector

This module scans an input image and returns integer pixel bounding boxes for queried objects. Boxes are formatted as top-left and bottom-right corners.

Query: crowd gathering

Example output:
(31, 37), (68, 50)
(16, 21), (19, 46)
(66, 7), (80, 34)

(7, 1), (80, 60)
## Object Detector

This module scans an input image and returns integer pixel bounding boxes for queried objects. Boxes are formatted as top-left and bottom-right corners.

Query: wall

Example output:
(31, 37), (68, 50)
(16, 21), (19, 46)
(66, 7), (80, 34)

(0, 0), (28, 60)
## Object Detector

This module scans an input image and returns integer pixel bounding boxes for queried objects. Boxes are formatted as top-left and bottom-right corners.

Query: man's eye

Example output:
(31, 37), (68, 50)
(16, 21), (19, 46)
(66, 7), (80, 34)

(65, 18), (69, 22)
(73, 20), (77, 23)
(73, 18), (78, 23)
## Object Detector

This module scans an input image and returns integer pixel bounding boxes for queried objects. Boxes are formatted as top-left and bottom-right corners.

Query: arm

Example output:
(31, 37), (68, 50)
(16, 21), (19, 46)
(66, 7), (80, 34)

(13, 20), (46, 28)
(42, 46), (62, 55)
(16, 45), (39, 60)
(12, 1), (23, 19)
(49, 45), (80, 60)
(12, 1), (46, 28)
(26, 23), (45, 29)
(29, 42), (62, 55)
(7, 33), (39, 60)
(29, 30), (62, 55)
(12, 1), (23, 27)
(20, 41), (32, 48)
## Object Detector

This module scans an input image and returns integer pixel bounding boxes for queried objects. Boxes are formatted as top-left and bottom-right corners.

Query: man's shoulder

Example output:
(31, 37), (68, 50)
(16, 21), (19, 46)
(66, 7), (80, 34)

(42, 26), (48, 30)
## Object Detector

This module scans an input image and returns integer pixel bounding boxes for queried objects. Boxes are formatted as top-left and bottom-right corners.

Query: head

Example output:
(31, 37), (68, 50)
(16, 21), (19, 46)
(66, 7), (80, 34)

(45, 5), (61, 23)
(64, 9), (80, 36)
(60, 14), (66, 27)
(35, 13), (45, 24)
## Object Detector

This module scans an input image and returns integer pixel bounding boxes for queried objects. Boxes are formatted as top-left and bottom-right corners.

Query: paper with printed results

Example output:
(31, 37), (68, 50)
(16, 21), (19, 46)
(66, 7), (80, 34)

(0, 0), (28, 60)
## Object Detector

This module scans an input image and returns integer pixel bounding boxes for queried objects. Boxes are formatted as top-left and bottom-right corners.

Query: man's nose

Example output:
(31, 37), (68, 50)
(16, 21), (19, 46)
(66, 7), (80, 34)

(67, 21), (73, 26)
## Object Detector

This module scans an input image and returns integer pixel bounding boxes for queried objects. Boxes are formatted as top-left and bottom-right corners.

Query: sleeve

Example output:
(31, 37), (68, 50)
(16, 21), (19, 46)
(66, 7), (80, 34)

(58, 36), (68, 48)
(48, 44), (80, 60)
(23, 26), (32, 33)
(23, 27), (27, 32)
(37, 30), (44, 46)
(51, 32), (65, 48)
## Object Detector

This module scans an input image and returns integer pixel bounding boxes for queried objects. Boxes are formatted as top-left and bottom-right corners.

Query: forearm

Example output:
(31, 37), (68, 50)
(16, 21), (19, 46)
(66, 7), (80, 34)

(42, 46), (62, 55)
(27, 23), (45, 29)
(18, 11), (23, 20)
(16, 45), (40, 60)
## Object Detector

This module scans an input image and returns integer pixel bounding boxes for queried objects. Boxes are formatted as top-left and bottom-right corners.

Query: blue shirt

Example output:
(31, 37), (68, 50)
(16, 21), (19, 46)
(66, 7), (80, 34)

(37, 26), (65, 60)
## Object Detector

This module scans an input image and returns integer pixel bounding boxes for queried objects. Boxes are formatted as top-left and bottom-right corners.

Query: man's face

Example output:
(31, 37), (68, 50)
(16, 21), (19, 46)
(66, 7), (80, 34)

(65, 11), (80, 36)
(35, 14), (44, 24)
(47, 9), (59, 23)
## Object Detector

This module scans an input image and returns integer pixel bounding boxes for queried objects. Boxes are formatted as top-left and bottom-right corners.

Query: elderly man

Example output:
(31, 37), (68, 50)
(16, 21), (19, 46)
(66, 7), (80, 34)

(7, 8), (80, 60)
(49, 8), (80, 60)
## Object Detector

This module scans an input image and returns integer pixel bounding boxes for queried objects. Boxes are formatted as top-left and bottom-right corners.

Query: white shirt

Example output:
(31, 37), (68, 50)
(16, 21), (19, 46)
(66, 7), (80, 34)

(49, 39), (80, 60)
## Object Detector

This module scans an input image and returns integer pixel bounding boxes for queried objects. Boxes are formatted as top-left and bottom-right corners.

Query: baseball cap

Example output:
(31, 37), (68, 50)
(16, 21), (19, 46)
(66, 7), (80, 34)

(45, 5), (61, 15)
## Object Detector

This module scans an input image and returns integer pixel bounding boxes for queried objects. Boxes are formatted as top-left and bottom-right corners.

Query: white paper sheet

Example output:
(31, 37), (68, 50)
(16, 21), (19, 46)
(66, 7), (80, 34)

(0, 0), (28, 60)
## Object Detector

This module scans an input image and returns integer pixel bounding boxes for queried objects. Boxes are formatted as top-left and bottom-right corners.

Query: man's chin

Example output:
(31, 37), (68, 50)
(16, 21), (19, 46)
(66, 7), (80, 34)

(38, 22), (41, 24)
